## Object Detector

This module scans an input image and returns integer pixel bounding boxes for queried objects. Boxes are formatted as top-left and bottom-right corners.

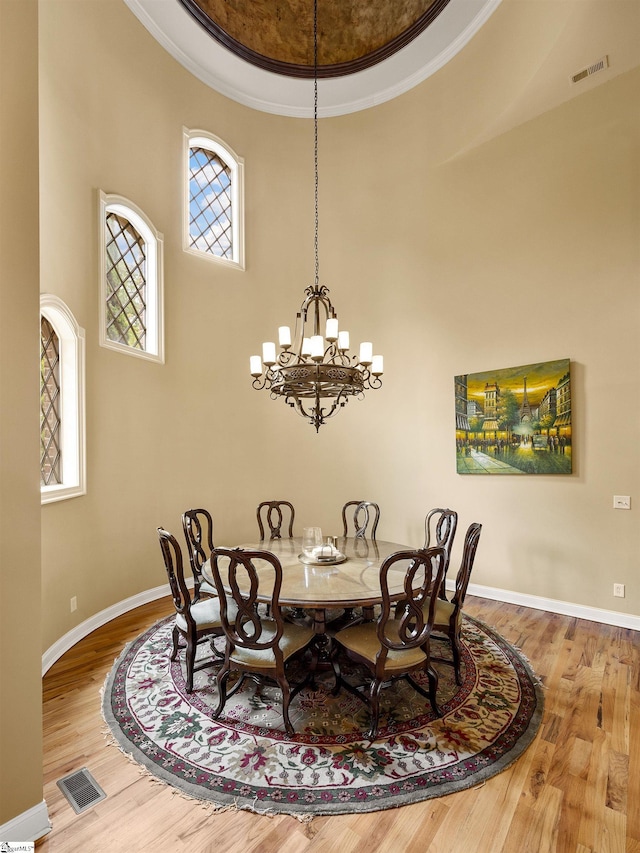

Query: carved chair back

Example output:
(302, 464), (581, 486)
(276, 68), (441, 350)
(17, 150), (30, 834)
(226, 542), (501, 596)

(256, 500), (295, 540)
(341, 500), (380, 539)
(182, 508), (215, 597)
(209, 547), (286, 658)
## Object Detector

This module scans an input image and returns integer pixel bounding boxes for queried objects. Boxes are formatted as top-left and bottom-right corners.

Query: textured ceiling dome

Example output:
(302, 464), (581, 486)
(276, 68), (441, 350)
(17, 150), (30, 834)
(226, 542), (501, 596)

(178, 0), (450, 77)
(124, 0), (502, 115)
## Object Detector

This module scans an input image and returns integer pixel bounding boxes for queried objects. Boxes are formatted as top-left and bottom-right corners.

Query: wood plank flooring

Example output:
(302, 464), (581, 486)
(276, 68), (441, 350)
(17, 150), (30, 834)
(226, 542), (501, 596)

(37, 595), (640, 853)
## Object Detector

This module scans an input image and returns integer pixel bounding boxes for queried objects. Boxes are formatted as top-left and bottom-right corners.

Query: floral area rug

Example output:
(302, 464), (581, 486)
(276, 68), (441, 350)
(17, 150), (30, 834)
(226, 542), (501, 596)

(102, 614), (543, 816)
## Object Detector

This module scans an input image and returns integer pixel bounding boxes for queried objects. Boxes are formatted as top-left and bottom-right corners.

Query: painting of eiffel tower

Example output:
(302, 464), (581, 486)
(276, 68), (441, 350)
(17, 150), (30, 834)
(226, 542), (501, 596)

(520, 377), (533, 422)
(455, 358), (571, 474)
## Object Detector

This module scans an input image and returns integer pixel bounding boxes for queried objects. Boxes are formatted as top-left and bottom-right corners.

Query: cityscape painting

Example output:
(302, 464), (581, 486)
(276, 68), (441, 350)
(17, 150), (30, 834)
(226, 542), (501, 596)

(455, 358), (571, 474)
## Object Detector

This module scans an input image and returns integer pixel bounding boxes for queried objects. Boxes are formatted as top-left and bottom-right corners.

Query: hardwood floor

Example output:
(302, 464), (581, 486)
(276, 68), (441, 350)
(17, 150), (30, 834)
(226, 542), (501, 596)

(38, 595), (640, 853)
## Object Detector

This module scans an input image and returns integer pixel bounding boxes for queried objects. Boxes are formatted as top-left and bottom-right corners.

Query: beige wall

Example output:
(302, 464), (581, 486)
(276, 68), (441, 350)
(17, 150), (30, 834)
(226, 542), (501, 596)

(0, 0), (43, 828)
(37, 0), (640, 659)
(0, 0), (636, 830)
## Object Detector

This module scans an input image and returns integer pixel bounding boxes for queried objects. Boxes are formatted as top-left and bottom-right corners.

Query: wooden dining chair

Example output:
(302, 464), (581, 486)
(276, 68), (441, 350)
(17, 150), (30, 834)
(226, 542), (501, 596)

(332, 545), (447, 740)
(424, 508), (458, 600)
(157, 527), (229, 693)
(208, 546), (316, 736)
(342, 500), (380, 539)
(257, 500), (295, 540)
(182, 508), (217, 600)
(427, 522), (482, 685)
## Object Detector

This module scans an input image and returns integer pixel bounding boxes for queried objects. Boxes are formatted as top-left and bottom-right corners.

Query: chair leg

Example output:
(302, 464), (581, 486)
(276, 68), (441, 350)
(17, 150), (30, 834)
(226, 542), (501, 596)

(329, 643), (343, 695)
(277, 675), (294, 737)
(450, 631), (462, 685)
(185, 633), (198, 693)
(171, 625), (180, 661)
(214, 665), (232, 718)
(367, 679), (384, 741)
(426, 665), (442, 717)
(226, 672), (246, 699)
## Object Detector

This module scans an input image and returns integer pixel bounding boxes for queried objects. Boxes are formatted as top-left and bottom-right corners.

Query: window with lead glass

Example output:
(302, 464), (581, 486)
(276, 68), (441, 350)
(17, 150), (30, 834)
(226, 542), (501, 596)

(40, 316), (61, 486)
(40, 295), (86, 504)
(189, 146), (233, 259)
(105, 211), (147, 350)
(99, 192), (163, 363)
(184, 130), (244, 269)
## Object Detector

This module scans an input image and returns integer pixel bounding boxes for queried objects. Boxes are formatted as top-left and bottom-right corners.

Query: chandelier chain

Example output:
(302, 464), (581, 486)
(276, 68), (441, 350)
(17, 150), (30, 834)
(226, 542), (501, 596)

(314, 0), (319, 289)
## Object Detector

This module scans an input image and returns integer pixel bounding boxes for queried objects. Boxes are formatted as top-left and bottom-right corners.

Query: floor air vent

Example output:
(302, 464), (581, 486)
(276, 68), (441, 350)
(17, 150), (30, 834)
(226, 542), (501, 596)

(57, 767), (107, 814)
(571, 55), (609, 84)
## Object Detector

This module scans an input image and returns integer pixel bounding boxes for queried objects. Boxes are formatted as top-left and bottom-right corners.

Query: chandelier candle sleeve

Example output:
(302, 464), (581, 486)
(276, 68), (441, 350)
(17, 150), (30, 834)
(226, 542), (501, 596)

(325, 318), (339, 341)
(262, 341), (276, 366)
(359, 342), (373, 365)
(372, 355), (384, 376)
(250, 355), (262, 376)
(338, 330), (350, 351)
(310, 335), (324, 360)
(278, 326), (292, 348)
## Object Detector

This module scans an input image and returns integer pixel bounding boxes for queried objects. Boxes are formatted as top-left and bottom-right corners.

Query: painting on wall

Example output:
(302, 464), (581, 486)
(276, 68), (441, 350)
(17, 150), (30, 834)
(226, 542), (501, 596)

(455, 358), (571, 474)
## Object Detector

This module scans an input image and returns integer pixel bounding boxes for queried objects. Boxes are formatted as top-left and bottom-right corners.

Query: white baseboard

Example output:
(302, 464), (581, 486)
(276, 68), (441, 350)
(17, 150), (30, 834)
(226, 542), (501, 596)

(41, 580), (185, 675)
(463, 581), (640, 631)
(0, 799), (51, 843)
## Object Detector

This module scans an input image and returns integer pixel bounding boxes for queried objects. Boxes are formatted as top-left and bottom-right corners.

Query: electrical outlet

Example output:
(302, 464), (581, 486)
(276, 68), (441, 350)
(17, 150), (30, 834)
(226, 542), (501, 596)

(613, 583), (625, 598)
(70, 596), (77, 612)
(613, 495), (631, 509)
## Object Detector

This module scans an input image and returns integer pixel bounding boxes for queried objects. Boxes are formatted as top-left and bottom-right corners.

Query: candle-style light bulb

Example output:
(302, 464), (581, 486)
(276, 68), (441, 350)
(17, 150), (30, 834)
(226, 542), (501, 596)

(359, 342), (373, 366)
(325, 318), (339, 342)
(278, 326), (291, 348)
(371, 355), (384, 376)
(310, 335), (324, 361)
(338, 330), (350, 352)
(250, 355), (262, 376)
(301, 337), (312, 357)
(262, 342), (276, 366)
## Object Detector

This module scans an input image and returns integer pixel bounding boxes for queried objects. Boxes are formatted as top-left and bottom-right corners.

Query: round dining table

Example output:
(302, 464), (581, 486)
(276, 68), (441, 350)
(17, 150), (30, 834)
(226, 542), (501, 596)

(202, 535), (412, 636)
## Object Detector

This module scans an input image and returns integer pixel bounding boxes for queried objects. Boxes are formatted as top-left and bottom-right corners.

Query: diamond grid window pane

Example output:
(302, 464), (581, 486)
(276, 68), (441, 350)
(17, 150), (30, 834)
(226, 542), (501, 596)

(41, 316), (61, 486)
(105, 212), (147, 350)
(189, 146), (233, 259)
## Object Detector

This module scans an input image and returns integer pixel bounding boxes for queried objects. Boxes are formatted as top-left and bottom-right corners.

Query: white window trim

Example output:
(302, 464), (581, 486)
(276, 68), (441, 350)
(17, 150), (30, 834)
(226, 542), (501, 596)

(184, 127), (245, 270)
(99, 191), (165, 363)
(40, 294), (86, 504)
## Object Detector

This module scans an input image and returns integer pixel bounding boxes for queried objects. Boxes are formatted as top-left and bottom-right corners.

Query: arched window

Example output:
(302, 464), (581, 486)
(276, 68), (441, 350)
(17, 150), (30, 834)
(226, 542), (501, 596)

(184, 128), (245, 269)
(40, 295), (86, 504)
(99, 192), (164, 363)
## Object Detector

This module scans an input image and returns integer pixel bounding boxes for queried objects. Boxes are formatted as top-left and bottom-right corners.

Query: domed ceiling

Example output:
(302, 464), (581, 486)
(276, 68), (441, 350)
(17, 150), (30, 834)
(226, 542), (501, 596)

(177, 0), (450, 77)
(124, 0), (501, 115)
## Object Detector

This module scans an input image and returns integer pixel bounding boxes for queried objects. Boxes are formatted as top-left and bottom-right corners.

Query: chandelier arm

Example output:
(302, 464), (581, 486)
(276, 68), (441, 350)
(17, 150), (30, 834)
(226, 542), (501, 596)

(277, 349), (298, 367)
(251, 374), (271, 391)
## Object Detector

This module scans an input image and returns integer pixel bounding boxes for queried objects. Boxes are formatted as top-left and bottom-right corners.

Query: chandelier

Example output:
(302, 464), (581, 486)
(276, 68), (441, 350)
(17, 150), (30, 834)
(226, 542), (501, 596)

(249, 0), (383, 433)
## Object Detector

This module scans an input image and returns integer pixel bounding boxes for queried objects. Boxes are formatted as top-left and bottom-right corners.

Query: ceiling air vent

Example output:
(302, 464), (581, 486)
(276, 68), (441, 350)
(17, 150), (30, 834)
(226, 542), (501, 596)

(570, 55), (609, 85)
